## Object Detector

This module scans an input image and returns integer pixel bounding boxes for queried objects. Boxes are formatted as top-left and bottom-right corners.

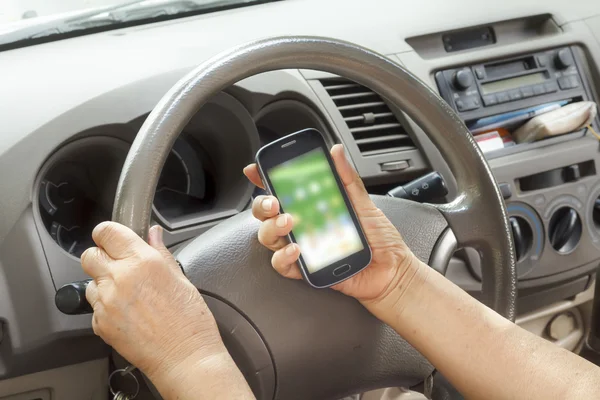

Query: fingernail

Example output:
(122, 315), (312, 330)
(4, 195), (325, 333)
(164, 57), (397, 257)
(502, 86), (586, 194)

(262, 198), (273, 211)
(276, 214), (288, 228)
(150, 225), (164, 244)
(285, 244), (297, 256)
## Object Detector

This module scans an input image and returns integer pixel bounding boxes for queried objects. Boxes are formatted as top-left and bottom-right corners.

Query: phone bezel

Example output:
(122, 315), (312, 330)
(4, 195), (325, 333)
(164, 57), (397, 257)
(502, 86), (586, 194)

(255, 128), (372, 288)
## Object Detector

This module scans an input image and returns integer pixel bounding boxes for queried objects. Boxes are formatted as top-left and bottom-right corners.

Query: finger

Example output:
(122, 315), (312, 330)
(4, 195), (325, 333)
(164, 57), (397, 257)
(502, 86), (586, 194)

(258, 213), (293, 251)
(271, 243), (302, 279)
(330, 144), (373, 209)
(243, 164), (265, 189)
(86, 280), (99, 309)
(91, 221), (148, 260)
(251, 195), (280, 222)
(81, 247), (113, 279)
(147, 225), (180, 270)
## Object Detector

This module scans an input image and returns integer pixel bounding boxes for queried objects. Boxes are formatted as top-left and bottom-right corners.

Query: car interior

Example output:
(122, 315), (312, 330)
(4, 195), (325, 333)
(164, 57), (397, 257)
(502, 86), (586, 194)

(1, 0), (600, 399)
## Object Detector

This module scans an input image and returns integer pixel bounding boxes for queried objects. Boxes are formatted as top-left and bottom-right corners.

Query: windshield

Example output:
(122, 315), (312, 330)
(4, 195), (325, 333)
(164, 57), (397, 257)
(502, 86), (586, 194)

(0, 0), (278, 49)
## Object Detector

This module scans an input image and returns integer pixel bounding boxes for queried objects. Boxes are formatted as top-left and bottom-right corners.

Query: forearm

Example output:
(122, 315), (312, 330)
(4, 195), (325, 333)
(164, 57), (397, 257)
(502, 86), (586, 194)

(365, 260), (600, 400)
(148, 348), (255, 400)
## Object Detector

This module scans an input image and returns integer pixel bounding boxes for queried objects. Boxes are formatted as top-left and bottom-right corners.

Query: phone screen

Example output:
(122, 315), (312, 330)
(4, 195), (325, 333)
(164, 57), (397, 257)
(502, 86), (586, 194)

(269, 148), (364, 273)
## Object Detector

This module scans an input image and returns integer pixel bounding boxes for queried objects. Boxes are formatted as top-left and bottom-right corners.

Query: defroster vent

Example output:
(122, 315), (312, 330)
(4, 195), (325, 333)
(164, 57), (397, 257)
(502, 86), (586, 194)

(320, 78), (415, 156)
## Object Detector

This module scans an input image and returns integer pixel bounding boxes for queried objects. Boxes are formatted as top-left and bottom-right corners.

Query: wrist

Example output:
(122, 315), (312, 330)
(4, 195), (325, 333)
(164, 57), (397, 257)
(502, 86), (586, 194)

(144, 314), (227, 383)
(149, 347), (244, 400)
(361, 254), (430, 324)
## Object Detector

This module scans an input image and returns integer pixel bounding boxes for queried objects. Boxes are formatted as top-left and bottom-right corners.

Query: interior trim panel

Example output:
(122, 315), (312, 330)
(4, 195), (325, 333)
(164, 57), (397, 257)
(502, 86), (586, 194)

(0, 0), (599, 391)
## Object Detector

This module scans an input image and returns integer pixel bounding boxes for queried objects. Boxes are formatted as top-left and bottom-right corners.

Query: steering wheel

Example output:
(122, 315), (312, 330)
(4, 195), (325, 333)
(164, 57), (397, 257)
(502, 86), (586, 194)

(111, 36), (516, 399)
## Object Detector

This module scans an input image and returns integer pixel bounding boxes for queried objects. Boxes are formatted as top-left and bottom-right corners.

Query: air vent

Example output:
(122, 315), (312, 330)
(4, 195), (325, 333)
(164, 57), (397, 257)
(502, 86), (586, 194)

(320, 78), (415, 156)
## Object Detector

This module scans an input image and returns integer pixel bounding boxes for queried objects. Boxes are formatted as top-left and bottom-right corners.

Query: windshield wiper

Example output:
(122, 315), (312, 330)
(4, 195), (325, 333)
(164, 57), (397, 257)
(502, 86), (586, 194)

(0, 0), (278, 50)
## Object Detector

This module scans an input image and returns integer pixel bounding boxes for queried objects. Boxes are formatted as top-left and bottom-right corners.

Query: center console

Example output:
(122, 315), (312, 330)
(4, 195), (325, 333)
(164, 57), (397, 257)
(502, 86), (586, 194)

(435, 46), (597, 158)
(433, 45), (600, 313)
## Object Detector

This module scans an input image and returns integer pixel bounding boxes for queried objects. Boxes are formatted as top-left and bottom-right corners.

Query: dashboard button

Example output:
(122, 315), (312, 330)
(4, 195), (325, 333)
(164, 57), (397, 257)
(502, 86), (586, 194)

(474, 66), (485, 79)
(558, 76), (570, 90)
(569, 75), (580, 88)
(509, 89), (522, 101)
(521, 87), (534, 98)
(536, 54), (548, 67)
(456, 97), (480, 111)
(544, 82), (558, 93)
(533, 84), (545, 95)
(483, 94), (497, 106)
(498, 183), (512, 199)
(496, 92), (510, 103)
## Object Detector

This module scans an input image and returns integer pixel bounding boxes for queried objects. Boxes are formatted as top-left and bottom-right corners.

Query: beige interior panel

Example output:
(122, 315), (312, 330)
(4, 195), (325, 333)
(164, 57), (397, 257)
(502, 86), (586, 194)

(0, 359), (108, 400)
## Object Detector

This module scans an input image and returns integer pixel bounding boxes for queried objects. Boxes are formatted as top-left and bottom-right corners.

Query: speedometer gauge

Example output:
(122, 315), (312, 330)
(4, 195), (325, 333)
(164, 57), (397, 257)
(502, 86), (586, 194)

(153, 136), (216, 222)
(156, 138), (205, 199)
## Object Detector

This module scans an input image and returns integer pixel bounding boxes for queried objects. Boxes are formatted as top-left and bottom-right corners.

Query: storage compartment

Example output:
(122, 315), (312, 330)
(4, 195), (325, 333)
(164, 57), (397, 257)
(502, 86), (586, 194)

(435, 45), (599, 159)
(465, 96), (597, 159)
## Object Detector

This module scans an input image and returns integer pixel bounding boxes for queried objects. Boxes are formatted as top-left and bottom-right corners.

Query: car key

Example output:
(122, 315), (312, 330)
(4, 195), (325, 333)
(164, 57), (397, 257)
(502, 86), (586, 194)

(109, 366), (139, 400)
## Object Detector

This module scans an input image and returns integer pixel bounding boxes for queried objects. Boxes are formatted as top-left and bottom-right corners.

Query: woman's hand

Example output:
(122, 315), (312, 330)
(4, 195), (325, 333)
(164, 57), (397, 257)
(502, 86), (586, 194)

(81, 222), (254, 399)
(81, 224), (224, 379)
(243, 144), (427, 314)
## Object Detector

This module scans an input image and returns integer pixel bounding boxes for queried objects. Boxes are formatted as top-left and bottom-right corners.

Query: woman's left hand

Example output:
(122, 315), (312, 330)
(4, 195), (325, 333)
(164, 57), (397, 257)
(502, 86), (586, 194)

(81, 222), (225, 379)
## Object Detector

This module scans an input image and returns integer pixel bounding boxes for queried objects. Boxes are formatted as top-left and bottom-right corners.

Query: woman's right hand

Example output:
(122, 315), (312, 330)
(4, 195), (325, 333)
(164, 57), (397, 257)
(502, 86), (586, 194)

(243, 144), (428, 315)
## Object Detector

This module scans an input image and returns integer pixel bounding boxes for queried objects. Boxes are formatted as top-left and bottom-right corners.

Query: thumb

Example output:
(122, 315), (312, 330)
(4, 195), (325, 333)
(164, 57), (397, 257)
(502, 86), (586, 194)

(330, 144), (375, 211)
(147, 225), (175, 263)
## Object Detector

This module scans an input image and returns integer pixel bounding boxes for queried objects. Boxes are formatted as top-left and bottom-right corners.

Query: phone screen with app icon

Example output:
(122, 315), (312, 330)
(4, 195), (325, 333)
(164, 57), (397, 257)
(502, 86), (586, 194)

(269, 148), (364, 273)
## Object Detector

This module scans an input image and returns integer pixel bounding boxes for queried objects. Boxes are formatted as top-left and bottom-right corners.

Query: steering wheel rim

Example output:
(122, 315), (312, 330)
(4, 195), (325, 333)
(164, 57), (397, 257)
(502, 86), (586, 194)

(111, 36), (516, 398)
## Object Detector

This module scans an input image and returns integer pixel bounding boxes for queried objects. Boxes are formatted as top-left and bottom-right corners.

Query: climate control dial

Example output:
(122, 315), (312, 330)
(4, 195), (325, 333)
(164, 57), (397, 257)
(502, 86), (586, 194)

(506, 203), (543, 278)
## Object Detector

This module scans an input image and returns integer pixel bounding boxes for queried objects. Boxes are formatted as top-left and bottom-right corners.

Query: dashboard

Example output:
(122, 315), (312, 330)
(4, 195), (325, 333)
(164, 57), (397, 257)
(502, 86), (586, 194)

(1, 0), (600, 397)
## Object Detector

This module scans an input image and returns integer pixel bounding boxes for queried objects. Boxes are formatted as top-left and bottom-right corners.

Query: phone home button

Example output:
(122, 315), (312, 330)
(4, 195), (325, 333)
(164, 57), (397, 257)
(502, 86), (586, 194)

(333, 264), (351, 277)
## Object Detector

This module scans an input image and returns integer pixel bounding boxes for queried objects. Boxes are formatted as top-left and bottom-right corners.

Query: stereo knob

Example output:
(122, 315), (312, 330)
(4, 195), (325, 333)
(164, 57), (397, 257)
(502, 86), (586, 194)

(453, 68), (474, 90)
(554, 48), (574, 70)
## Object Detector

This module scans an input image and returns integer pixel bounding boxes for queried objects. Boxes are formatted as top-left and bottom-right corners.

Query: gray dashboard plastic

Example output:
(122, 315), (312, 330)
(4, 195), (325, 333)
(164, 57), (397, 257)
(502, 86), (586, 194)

(0, 0), (598, 390)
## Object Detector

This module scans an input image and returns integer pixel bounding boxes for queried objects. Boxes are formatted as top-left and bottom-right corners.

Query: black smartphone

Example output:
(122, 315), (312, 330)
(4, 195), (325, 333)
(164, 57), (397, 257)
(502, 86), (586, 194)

(255, 128), (372, 288)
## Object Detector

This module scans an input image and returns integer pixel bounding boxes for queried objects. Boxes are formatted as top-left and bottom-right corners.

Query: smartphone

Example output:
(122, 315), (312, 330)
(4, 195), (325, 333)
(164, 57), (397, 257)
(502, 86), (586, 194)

(255, 128), (372, 288)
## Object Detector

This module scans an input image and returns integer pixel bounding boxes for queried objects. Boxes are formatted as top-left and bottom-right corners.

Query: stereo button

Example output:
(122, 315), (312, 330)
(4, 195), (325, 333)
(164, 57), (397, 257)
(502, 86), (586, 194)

(496, 92), (510, 103)
(559, 75), (580, 90)
(474, 66), (485, 79)
(456, 97), (480, 111)
(509, 90), (522, 101)
(536, 54), (548, 67)
(521, 87), (534, 98)
(533, 84), (545, 95)
(544, 82), (558, 93)
(558, 76), (570, 90)
(569, 76), (580, 88)
(483, 94), (497, 106)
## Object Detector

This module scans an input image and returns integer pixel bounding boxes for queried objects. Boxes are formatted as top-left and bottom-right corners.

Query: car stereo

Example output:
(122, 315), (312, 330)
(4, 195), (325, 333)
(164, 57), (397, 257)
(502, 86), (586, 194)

(435, 46), (591, 122)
